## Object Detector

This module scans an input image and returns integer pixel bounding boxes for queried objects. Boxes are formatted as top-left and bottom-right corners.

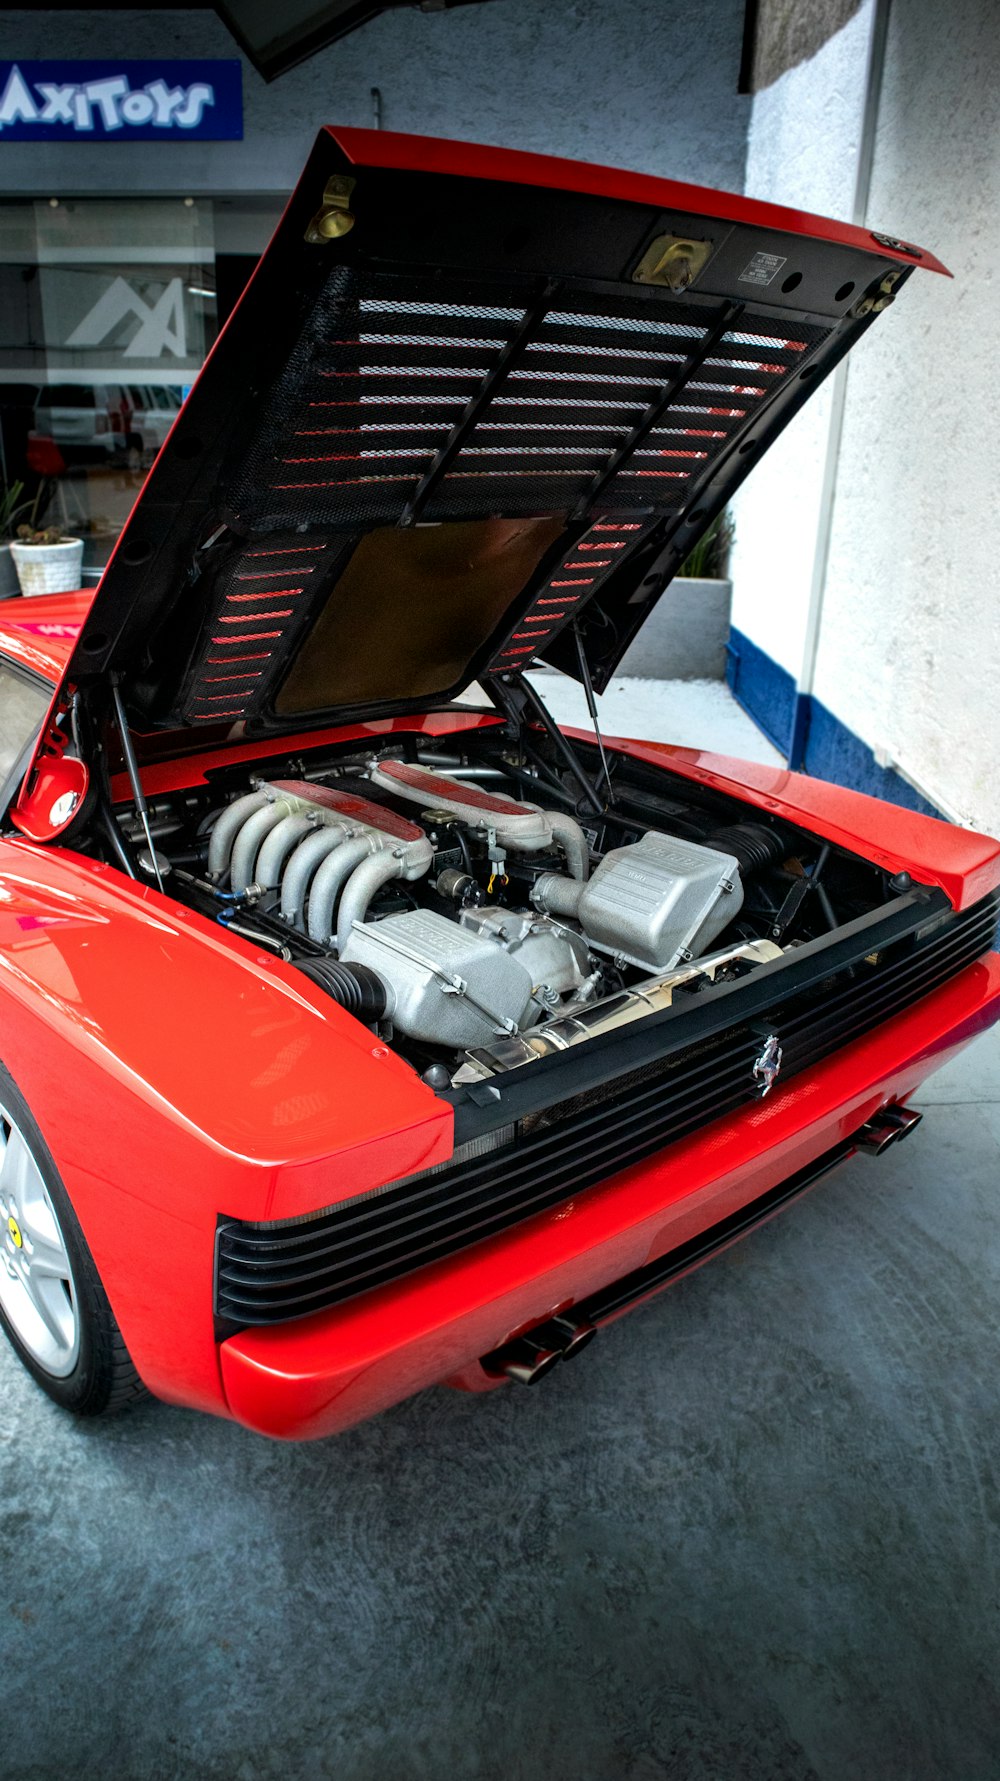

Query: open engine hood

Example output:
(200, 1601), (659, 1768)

(53, 126), (946, 749)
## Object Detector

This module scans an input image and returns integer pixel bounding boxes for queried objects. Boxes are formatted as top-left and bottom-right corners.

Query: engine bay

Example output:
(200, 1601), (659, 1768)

(104, 719), (904, 1091)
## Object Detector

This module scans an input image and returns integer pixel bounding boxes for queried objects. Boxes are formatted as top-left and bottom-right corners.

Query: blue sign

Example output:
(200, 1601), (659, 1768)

(0, 61), (243, 141)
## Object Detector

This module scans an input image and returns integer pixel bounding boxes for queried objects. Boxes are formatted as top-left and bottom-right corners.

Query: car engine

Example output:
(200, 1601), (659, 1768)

(189, 750), (793, 1078)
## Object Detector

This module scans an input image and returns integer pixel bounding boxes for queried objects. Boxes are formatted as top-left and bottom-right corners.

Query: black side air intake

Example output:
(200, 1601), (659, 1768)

(295, 957), (387, 1020)
(709, 823), (786, 876)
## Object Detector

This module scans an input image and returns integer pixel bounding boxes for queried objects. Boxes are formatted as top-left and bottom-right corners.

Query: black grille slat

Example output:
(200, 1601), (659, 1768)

(216, 892), (999, 1325)
(221, 1040), (759, 1259)
(220, 1069), (760, 1288)
(218, 1062), (761, 1314)
(217, 1047), (763, 1315)
(778, 919), (996, 1046)
(783, 940), (990, 1048)
(220, 1047), (761, 1282)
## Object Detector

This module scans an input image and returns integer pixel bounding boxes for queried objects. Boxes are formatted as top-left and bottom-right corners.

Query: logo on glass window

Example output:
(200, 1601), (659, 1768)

(0, 61), (242, 141)
(66, 277), (187, 360)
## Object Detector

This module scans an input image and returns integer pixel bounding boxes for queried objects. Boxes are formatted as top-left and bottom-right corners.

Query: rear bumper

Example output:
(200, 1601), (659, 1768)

(220, 953), (1000, 1440)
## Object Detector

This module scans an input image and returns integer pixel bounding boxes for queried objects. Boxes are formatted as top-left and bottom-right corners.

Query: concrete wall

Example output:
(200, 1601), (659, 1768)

(728, 0), (874, 683)
(729, 0), (1000, 834)
(811, 0), (1000, 831)
(0, 3), (750, 197)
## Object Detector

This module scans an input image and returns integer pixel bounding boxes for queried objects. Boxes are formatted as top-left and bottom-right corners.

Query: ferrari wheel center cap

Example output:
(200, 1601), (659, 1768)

(7, 1214), (23, 1250)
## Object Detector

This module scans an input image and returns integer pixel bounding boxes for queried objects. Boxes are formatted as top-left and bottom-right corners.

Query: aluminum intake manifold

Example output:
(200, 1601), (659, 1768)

(368, 759), (590, 881)
(207, 779), (433, 947)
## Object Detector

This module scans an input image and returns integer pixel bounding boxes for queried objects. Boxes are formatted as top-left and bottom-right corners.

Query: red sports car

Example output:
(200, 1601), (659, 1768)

(1, 130), (997, 1440)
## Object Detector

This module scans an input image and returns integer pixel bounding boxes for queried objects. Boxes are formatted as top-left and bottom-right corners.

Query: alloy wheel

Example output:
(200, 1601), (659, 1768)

(0, 1106), (80, 1378)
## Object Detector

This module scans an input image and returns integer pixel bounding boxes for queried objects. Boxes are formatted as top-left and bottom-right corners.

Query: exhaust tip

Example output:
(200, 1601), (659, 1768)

(486, 1339), (563, 1386)
(551, 1314), (598, 1360)
(481, 1311), (599, 1385)
(857, 1105), (923, 1156)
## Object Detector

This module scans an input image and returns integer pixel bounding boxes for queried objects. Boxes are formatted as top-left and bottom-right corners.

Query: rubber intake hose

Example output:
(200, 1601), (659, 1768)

(708, 823), (785, 876)
(548, 811), (590, 882)
(295, 957), (387, 1021)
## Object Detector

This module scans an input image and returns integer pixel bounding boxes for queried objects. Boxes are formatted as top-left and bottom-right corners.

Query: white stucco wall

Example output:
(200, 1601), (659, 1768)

(811, 0), (1000, 831)
(0, 3), (750, 196)
(728, 0), (874, 678)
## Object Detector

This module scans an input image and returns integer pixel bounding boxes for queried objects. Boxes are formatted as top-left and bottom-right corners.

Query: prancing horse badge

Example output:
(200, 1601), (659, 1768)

(752, 1033), (783, 1097)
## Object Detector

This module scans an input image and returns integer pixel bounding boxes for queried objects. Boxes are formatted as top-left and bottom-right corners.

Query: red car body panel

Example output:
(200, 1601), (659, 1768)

(0, 829), (453, 1407)
(589, 735), (1000, 912)
(0, 590), (85, 681)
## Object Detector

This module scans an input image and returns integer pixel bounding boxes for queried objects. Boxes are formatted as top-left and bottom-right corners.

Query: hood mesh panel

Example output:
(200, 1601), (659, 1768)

(183, 269), (829, 724)
(227, 269), (830, 531)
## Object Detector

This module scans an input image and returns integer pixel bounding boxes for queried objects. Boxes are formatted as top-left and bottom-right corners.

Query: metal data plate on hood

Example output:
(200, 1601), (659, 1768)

(58, 126), (945, 743)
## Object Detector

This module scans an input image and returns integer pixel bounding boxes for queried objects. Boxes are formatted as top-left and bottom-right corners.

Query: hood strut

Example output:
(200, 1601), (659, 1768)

(110, 678), (163, 891)
(488, 673), (606, 817)
(572, 621), (614, 802)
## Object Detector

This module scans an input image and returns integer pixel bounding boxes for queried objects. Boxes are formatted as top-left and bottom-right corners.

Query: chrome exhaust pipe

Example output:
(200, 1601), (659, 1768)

(487, 1334), (564, 1386)
(549, 1313), (598, 1361)
(856, 1105), (923, 1155)
(454, 938), (783, 1083)
(481, 1310), (598, 1384)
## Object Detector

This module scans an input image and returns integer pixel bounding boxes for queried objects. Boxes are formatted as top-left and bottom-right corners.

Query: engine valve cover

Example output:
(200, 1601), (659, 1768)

(368, 760), (590, 879)
(265, 780), (422, 840)
(369, 761), (552, 845)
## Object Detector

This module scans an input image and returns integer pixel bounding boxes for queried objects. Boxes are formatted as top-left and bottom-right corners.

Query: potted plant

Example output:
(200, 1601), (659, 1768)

(618, 508), (735, 680)
(0, 478), (31, 596)
(10, 521), (85, 598)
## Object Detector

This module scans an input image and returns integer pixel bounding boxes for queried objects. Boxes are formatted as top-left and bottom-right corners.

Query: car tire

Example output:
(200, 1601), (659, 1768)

(0, 1062), (148, 1417)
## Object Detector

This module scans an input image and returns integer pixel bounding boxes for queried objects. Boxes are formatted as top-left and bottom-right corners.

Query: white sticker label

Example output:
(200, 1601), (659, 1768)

(49, 791), (79, 827)
(738, 251), (787, 287)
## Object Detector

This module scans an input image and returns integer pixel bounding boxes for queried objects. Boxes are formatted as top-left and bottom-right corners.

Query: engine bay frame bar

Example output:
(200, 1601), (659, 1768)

(448, 884), (946, 1141)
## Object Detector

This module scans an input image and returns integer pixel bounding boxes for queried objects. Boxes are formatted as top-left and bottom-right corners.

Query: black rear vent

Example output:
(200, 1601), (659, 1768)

(215, 889), (999, 1328)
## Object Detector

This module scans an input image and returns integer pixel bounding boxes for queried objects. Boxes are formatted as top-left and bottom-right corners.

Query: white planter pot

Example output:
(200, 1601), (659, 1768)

(9, 538), (85, 597)
(0, 544), (20, 598)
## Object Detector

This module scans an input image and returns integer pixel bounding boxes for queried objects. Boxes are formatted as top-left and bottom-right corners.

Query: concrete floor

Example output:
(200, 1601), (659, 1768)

(525, 670), (785, 765)
(2, 686), (999, 1781)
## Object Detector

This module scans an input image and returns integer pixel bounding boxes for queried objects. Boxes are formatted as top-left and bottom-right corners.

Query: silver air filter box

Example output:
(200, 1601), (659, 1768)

(533, 831), (743, 972)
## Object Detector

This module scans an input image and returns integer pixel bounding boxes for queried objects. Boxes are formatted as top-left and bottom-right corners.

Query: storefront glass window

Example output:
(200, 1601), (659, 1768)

(0, 197), (218, 588)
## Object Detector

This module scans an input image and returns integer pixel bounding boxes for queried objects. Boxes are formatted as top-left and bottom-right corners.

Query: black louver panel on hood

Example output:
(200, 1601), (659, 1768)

(173, 269), (831, 725)
(228, 277), (826, 527)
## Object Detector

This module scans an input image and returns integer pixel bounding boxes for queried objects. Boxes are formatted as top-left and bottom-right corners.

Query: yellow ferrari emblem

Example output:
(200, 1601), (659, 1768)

(7, 1215), (23, 1249)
